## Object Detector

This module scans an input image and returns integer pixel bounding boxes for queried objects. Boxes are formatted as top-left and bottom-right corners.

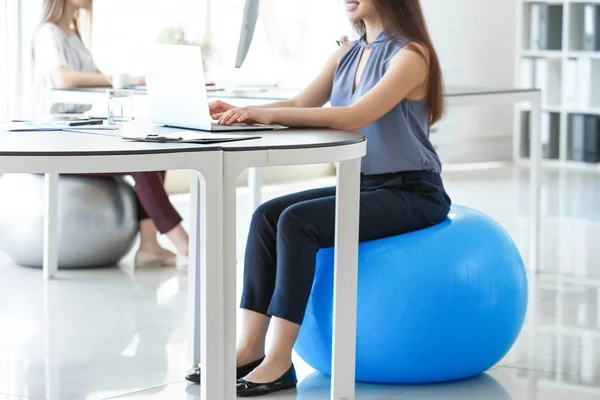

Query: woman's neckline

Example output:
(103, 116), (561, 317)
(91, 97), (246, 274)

(50, 22), (78, 38)
(359, 30), (388, 48)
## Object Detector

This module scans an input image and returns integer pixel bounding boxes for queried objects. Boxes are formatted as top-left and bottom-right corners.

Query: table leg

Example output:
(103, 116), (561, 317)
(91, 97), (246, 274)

(248, 167), (261, 211)
(223, 165), (239, 400)
(43, 173), (59, 279)
(193, 157), (227, 400)
(187, 172), (202, 368)
(331, 158), (361, 400)
(529, 94), (542, 273)
(512, 103), (522, 164)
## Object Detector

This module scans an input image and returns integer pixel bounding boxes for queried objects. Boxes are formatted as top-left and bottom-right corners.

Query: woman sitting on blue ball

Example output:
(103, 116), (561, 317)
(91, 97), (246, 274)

(186, 0), (452, 396)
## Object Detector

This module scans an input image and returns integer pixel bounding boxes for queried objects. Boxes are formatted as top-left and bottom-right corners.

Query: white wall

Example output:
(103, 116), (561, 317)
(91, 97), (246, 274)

(92, 0), (347, 88)
(0, 2), (10, 116)
(1, 0), (27, 116)
(93, 0), (208, 76)
(422, 0), (518, 163)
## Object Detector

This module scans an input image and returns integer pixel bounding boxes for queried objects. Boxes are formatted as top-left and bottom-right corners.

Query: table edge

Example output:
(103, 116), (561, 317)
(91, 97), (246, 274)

(221, 136), (366, 152)
(0, 137), (366, 157)
(445, 88), (541, 97)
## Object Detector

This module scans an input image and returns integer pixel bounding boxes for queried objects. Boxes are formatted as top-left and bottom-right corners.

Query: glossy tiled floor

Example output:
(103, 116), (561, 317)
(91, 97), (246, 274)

(1, 165), (599, 399)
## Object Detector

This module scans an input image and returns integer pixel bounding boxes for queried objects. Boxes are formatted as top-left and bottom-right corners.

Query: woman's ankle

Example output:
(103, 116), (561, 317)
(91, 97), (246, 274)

(138, 242), (161, 254)
(137, 243), (175, 257)
(236, 344), (265, 366)
(166, 224), (189, 256)
(263, 351), (292, 368)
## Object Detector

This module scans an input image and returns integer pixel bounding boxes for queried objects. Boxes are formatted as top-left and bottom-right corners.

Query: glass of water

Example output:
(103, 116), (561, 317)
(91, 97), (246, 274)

(107, 89), (134, 124)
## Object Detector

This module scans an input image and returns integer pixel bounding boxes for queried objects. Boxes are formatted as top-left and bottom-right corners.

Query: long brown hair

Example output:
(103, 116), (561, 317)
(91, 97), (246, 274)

(354, 0), (444, 124)
(33, 0), (93, 60)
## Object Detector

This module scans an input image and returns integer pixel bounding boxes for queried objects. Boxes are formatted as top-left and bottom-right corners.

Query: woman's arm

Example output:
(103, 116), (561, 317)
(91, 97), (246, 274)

(52, 67), (110, 89)
(53, 68), (146, 89)
(219, 45), (430, 131)
(33, 24), (111, 89)
(210, 43), (352, 118)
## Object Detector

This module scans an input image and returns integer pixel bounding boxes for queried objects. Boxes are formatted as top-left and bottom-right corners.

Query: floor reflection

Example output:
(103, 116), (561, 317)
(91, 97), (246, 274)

(296, 372), (512, 400)
(1, 166), (600, 399)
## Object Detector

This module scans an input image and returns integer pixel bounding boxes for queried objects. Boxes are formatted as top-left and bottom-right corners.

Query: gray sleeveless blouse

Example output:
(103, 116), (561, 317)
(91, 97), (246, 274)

(330, 31), (442, 175)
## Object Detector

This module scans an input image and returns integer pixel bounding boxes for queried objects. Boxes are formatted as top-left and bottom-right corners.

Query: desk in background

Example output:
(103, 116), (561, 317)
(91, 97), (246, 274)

(47, 86), (300, 113)
(48, 86), (542, 274)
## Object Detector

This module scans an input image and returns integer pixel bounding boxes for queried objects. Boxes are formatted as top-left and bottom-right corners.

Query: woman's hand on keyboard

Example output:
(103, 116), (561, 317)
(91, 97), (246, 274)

(209, 100), (237, 120)
(218, 107), (274, 126)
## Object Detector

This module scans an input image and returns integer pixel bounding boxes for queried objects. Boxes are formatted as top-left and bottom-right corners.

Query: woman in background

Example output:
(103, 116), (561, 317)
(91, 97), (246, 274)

(32, 0), (144, 114)
(32, 0), (189, 266)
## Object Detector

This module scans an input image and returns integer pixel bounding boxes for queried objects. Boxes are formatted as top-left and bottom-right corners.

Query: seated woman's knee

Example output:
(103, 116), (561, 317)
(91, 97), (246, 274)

(277, 203), (311, 233)
(252, 200), (282, 229)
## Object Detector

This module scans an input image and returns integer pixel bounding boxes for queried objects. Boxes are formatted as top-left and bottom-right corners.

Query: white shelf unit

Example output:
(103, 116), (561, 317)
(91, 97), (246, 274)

(517, 0), (600, 170)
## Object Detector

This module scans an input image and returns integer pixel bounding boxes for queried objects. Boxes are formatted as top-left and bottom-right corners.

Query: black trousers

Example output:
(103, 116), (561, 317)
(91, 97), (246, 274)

(240, 171), (452, 325)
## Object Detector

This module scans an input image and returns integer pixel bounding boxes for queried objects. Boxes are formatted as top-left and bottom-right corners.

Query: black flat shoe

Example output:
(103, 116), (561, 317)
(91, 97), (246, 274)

(184, 357), (265, 384)
(236, 363), (297, 397)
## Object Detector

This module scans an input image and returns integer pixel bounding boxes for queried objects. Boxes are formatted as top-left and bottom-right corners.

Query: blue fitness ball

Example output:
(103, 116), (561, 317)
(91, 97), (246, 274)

(294, 205), (528, 384)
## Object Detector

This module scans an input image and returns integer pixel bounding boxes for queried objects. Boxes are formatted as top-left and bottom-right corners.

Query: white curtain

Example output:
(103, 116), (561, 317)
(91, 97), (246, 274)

(0, 0), (14, 117)
(0, 0), (23, 117)
(0, 0), (42, 117)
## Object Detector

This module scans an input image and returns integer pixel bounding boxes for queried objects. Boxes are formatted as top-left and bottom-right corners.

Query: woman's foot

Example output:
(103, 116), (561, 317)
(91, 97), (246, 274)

(137, 219), (177, 267)
(237, 362), (297, 397)
(241, 355), (292, 385)
(236, 345), (266, 369)
(184, 357), (265, 384)
(166, 224), (189, 256)
(135, 247), (176, 267)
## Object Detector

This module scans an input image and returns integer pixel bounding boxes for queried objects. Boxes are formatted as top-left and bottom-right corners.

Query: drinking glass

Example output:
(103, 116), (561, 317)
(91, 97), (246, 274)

(107, 89), (134, 124)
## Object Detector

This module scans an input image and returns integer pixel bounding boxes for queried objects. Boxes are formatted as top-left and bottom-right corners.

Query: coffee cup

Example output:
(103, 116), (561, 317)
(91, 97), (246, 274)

(111, 73), (130, 89)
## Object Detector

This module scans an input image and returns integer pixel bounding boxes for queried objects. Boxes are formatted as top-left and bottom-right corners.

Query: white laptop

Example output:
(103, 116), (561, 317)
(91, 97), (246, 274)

(146, 44), (281, 132)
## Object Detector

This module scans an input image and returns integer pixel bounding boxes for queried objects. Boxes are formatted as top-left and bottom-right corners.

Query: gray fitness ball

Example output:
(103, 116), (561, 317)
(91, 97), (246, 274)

(0, 174), (138, 269)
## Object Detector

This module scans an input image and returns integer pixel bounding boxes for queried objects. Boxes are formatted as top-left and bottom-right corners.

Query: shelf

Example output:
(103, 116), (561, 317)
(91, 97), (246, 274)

(521, 50), (564, 58)
(523, 0), (566, 3)
(524, 0), (600, 3)
(565, 108), (600, 115)
(537, 325), (600, 337)
(518, 0), (600, 170)
(518, 106), (600, 114)
(569, 0), (600, 4)
(568, 51), (600, 59)
(519, 104), (563, 113)
(518, 159), (600, 172)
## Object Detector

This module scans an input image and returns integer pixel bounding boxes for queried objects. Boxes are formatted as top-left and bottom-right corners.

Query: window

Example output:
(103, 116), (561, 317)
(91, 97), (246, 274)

(0, 1), (9, 116)
(1, 0), (43, 116)
(92, 0), (351, 88)
(206, 0), (351, 88)
(3, 0), (354, 116)
(93, 0), (209, 76)
(0, 0), (21, 117)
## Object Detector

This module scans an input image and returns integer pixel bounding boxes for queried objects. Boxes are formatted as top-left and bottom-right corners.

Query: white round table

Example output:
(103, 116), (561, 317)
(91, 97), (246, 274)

(0, 125), (366, 400)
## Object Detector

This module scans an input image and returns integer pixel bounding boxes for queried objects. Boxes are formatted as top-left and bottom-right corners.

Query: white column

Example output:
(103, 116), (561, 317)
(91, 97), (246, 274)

(529, 93), (542, 273)
(331, 158), (361, 400)
(187, 172), (202, 367)
(247, 167), (262, 211)
(43, 173), (59, 279)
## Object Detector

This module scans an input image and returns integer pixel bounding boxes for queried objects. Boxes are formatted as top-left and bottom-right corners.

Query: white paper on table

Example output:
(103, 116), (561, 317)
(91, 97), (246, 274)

(3, 122), (117, 132)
